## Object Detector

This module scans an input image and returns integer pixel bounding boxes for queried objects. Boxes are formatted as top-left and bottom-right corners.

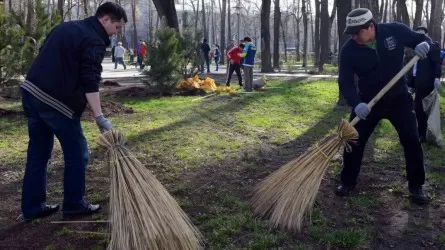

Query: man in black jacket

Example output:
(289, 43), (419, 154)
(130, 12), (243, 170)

(200, 39), (211, 73)
(20, 2), (127, 221)
(409, 27), (442, 142)
(337, 8), (430, 204)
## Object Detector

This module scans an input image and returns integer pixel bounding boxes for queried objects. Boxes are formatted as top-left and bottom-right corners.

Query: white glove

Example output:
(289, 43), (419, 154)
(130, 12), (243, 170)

(414, 42), (430, 59)
(434, 78), (441, 89)
(354, 103), (370, 120)
(95, 114), (112, 133)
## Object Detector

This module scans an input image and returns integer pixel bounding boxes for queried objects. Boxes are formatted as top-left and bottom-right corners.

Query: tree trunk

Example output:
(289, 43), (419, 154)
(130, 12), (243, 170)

(148, 0), (153, 41)
(201, 0), (207, 40)
(227, 0), (231, 40)
(261, 0), (273, 72)
(424, 0), (429, 25)
(281, 15), (288, 63)
(413, 0), (423, 28)
(302, 0), (308, 69)
(336, 0), (351, 105)
(273, 0), (280, 69)
(314, 0), (320, 68)
(131, 0), (138, 50)
(67, 0), (72, 20)
(83, 0), (88, 18)
(379, 0), (385, 22)
(57, 0), (63, 19)
(327, 0), (336, 62)
(295, 0), (301, 62)
(308, 1), (314, 54)
(318, 0), (329, 72)
(152, 0), (179, 30)
(26, 0), (34, 36)
(220, 0), (226, 64)
(396, 0), (410, 26)
(383, 0), (388, 22)
(428, 0), (442, 42)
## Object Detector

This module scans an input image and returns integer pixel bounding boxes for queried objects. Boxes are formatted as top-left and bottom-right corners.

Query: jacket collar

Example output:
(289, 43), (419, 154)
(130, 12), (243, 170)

(86, 16), (111, 47)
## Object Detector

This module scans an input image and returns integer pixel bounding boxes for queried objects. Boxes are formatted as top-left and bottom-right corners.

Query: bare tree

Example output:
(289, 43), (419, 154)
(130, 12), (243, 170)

(395, 0), (410, 26)
(26, 0), (34, 36)
(314, 0), (320, 67)
(302, 0), (308, 68)
(220, 0), (226, 64)
(131, 0), (138, 49)
(318, 0), (329, 72)
(293, 0), (301, 61)
(413, 0), (423, 28)
(83, 0), (88, 18)
(336, 0), (351, 105)
(227, 0), (231, 40)
(201, 0), (207, 40)
(428, 0), (442, 41)
(261, 0), (273, 72)
(273, 0), (280, 69)
(152, 0), (179, 30)
(382, 0), (388, 22)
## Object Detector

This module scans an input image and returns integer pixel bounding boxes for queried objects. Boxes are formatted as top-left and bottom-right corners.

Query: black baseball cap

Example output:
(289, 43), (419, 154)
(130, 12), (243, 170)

(344, 8), (374, 35)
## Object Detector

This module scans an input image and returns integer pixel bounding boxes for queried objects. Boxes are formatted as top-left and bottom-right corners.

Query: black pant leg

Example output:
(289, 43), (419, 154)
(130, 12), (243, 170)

(234, 64), (242, 86)
(341, 110), (381, 186)
(226, 63), (236, 86)
(414, 84), (434, 138)
(387, 94), (425, 187)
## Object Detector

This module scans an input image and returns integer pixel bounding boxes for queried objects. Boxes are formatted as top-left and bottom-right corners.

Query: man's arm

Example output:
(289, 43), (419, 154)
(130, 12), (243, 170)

(395, 22), (431, 49)
(240, 45), (249, 58)
(338, 48), (360, 107)
(430, 42), (442, 79)
(81, 40), (105, 117)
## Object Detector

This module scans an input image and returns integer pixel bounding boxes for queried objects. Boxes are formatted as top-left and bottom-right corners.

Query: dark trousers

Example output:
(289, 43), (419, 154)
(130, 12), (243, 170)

(21, 91), (89, 218)
(226, 63), (242, 86)
(114, 57), (126, 69)
(414, 83), (434, 138)
(341, 93), (425, 188)
(201, 54), (210, 73)
(215, 57), (220, 71)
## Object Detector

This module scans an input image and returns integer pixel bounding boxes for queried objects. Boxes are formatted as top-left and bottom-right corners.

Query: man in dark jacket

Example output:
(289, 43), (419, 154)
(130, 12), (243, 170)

(200, 39), (211, 73)
(408, 27), (442, 142)
(20, 2), (127, 221)
(337, 8), (430, 204)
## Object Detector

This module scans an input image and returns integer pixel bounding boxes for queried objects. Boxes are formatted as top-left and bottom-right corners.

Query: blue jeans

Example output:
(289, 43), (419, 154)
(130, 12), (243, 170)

(114, 57), (126, 69)
(21, 90), (89, 218)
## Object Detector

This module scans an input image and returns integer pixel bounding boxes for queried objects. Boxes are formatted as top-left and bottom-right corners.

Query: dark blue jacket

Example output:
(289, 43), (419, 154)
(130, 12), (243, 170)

(338, 22), (430, 107)
(25, 16), (110, 117)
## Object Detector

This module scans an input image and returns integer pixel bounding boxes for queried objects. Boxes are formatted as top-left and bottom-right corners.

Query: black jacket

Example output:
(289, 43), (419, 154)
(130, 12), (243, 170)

(339, 22), (430, 107)
(25, 16), (110, 117)
(201, 42), (210, 55)
(406, 41), (442, 89)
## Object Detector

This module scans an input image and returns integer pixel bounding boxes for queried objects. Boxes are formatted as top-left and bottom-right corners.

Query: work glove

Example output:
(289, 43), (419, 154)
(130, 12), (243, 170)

(414, 41), (430, 59)
(354, 103), (370, 120)
(434, 78), (441, 89)
(95, 114), (112, 133)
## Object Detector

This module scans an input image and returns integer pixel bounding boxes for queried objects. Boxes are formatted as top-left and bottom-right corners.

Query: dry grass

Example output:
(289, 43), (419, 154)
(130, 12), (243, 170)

(98, 130), (204, 250)
(251, 119), (358, 232)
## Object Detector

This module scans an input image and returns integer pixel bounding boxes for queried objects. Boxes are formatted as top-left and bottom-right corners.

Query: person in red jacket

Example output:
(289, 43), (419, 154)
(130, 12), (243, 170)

(225, 43), (244, 87)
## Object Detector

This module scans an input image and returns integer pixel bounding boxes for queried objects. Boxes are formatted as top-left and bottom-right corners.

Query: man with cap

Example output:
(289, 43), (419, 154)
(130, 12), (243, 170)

(337, 8), (431, 204)
(408, 27), (442, 143)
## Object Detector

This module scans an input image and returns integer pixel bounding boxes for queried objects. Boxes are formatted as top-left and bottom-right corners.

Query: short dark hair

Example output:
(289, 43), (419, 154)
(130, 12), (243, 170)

(203, 39), (208, 43)
(239, 44), (245, 49)
(95, 2), (128, 23)
(243, 37), (252, 42)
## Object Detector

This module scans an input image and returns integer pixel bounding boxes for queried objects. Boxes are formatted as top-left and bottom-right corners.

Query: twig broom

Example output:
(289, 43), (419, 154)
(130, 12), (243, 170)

(98, 130), (204, 250)
(251, 55), (420, 232)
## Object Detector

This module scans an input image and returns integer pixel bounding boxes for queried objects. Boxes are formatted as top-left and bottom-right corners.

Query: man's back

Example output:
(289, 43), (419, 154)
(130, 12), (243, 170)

(114, 46), (126, 58)
(26, 16), (110, 116)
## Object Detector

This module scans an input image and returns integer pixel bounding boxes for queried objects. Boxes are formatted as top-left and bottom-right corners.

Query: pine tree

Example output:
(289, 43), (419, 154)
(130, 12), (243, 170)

(178, 29), (203, 79)
(144, 26), (183, 95)
(0, 12), (26, 84)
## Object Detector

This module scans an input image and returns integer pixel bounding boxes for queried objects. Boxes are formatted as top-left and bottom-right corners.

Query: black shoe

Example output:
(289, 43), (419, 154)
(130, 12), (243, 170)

(63, 204), (101, 217)
(334, 185), (355, 197)
(409, 186), (429, 205)
(226, 84), (230, 87)
(24, 204), (60, 222)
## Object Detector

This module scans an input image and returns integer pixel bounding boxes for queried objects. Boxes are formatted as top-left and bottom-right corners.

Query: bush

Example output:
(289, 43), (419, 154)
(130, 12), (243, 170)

(144, 27), (183, 95)
(178, 29), (203, 79)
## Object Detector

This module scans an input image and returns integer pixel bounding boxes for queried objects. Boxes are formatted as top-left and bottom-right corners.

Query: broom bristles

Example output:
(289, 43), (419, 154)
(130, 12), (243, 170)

(251, 119), (358, 232)
(98, 130), (204, 250)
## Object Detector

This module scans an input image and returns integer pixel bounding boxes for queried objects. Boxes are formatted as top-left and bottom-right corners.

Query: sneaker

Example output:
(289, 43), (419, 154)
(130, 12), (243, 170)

(409, 186), (429, 205)
(334, 185), (355, 197)
(63, 204), (101, 218)
(24, 204), (60, 222)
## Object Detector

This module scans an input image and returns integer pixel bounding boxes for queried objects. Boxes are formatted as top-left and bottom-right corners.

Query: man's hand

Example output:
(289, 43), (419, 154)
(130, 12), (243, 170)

(414, 41), (430, 59)
(434, 78), (441, 89)
(95, 114), (112, 133)
(354, 103), (370, 120)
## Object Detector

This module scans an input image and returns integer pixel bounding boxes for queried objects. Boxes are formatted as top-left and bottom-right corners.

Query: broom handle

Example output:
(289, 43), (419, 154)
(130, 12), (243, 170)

(350, 55), (420, 127)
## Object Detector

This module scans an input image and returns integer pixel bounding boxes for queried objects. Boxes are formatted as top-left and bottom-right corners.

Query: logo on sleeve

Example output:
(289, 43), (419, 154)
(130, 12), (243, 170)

(384, 36), (397, 50)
